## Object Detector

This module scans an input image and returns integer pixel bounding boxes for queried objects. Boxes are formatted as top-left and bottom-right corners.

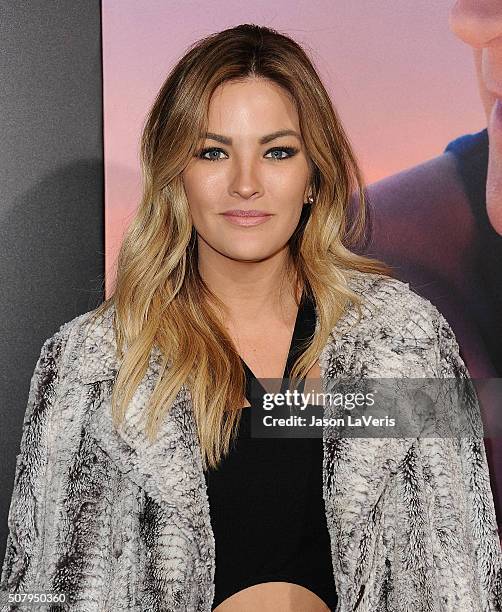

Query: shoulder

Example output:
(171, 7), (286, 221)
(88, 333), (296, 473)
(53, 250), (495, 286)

(366, 153), (475, 259)
(344, 271), (442, 332)
(43, 304), (113, 352)
(39, 303), (117, 383)
(332, 272), (463, 377)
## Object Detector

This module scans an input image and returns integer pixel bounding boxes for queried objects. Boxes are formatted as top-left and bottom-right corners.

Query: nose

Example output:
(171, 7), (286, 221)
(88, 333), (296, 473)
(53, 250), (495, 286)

(449, 0), (502, 48)
(229, 156), (263, 200)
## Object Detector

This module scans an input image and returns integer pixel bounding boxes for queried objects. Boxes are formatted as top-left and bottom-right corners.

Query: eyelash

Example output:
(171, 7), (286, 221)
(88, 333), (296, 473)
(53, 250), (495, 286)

(196, 146), (299, 162)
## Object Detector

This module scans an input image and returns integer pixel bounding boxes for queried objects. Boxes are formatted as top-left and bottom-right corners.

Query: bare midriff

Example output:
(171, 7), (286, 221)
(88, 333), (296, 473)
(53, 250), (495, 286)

(213, 581), (331, 611)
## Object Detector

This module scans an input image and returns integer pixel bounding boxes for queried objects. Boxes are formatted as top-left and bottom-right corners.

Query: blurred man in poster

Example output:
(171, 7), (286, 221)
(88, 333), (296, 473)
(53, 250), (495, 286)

(366, 0), (502, 537)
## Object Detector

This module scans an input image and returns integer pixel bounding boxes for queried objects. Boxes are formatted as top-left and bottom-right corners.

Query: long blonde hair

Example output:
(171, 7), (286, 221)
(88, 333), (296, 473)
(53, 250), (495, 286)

(89, 23), (390, 469)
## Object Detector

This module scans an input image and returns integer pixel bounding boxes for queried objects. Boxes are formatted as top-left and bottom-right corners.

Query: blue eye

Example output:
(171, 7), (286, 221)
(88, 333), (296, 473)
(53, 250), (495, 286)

(198, 147), (226, 161)
(196, 146), (299, 162)
(265, 147), (298, 160)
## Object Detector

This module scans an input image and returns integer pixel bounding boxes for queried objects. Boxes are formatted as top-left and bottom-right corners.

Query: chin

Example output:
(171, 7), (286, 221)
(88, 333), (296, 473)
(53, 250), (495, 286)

(223, 249), (279, 263)
(215, 239), (286, 261)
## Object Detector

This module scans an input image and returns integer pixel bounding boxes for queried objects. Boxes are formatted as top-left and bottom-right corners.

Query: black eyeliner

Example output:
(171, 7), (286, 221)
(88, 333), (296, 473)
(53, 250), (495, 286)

(196, 145), (299, 161)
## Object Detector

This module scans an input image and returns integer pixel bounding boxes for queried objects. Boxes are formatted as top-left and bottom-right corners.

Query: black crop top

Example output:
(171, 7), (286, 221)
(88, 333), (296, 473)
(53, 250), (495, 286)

(204, 291), (338, 611)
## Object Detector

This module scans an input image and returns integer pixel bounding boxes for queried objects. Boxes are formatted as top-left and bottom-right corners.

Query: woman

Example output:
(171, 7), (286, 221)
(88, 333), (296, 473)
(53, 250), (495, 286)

(1, 23), (501, 612)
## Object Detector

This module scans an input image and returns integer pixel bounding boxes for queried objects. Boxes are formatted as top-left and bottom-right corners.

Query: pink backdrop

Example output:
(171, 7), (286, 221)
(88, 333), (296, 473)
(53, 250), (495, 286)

(102, 0), (485, 297)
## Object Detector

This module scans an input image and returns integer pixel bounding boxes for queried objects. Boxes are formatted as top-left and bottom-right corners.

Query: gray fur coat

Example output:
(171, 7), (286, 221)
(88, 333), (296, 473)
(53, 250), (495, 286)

(1, 273), (501, 611)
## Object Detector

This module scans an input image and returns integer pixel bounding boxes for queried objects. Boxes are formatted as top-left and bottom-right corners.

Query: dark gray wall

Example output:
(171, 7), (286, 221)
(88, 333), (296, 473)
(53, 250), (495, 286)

(0, 1), (104, 563)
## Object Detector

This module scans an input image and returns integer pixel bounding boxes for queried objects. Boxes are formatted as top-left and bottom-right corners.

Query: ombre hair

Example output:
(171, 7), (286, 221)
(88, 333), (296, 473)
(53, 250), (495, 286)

(89, 23), (390, 469)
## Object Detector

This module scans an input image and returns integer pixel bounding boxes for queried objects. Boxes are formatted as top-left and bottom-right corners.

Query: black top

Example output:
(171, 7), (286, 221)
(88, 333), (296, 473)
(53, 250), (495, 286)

(204, 291), (338, 611)
(444, 129), (502, 375)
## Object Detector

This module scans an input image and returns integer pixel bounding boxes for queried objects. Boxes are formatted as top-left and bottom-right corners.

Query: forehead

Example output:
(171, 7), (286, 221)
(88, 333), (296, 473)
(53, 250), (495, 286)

(206, 78), (300, 133)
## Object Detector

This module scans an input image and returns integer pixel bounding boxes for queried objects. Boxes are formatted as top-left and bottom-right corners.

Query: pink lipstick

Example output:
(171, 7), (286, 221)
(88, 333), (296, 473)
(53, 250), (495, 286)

(221, 209), (273, 227)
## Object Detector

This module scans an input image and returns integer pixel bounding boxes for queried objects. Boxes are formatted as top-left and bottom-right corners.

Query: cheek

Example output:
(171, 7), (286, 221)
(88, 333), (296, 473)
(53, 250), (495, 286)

(265, 161), (310, 197)
(182, 170), (222, 216)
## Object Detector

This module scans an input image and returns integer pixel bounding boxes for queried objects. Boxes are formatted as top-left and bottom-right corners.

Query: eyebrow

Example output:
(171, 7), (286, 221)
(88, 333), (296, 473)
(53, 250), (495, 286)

(204, 129), (302, 145)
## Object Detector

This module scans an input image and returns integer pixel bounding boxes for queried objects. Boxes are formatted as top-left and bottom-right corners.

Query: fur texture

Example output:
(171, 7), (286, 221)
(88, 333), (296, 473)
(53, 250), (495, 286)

(1, 273), (501, 611)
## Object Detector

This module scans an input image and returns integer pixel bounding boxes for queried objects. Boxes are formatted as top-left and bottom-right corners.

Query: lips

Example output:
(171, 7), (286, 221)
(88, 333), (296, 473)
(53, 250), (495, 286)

(221, 210), (273, 227)
(221, 210), (272, 217)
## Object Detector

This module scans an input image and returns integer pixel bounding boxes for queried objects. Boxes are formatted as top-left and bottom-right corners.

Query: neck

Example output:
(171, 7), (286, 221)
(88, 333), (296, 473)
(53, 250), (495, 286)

(197, 239), (302, 325)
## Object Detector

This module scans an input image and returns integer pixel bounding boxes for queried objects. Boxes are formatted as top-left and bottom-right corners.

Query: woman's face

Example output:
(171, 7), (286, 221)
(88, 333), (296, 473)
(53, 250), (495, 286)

(181, 77), (311, 266)
(449, 0), (502, 234)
